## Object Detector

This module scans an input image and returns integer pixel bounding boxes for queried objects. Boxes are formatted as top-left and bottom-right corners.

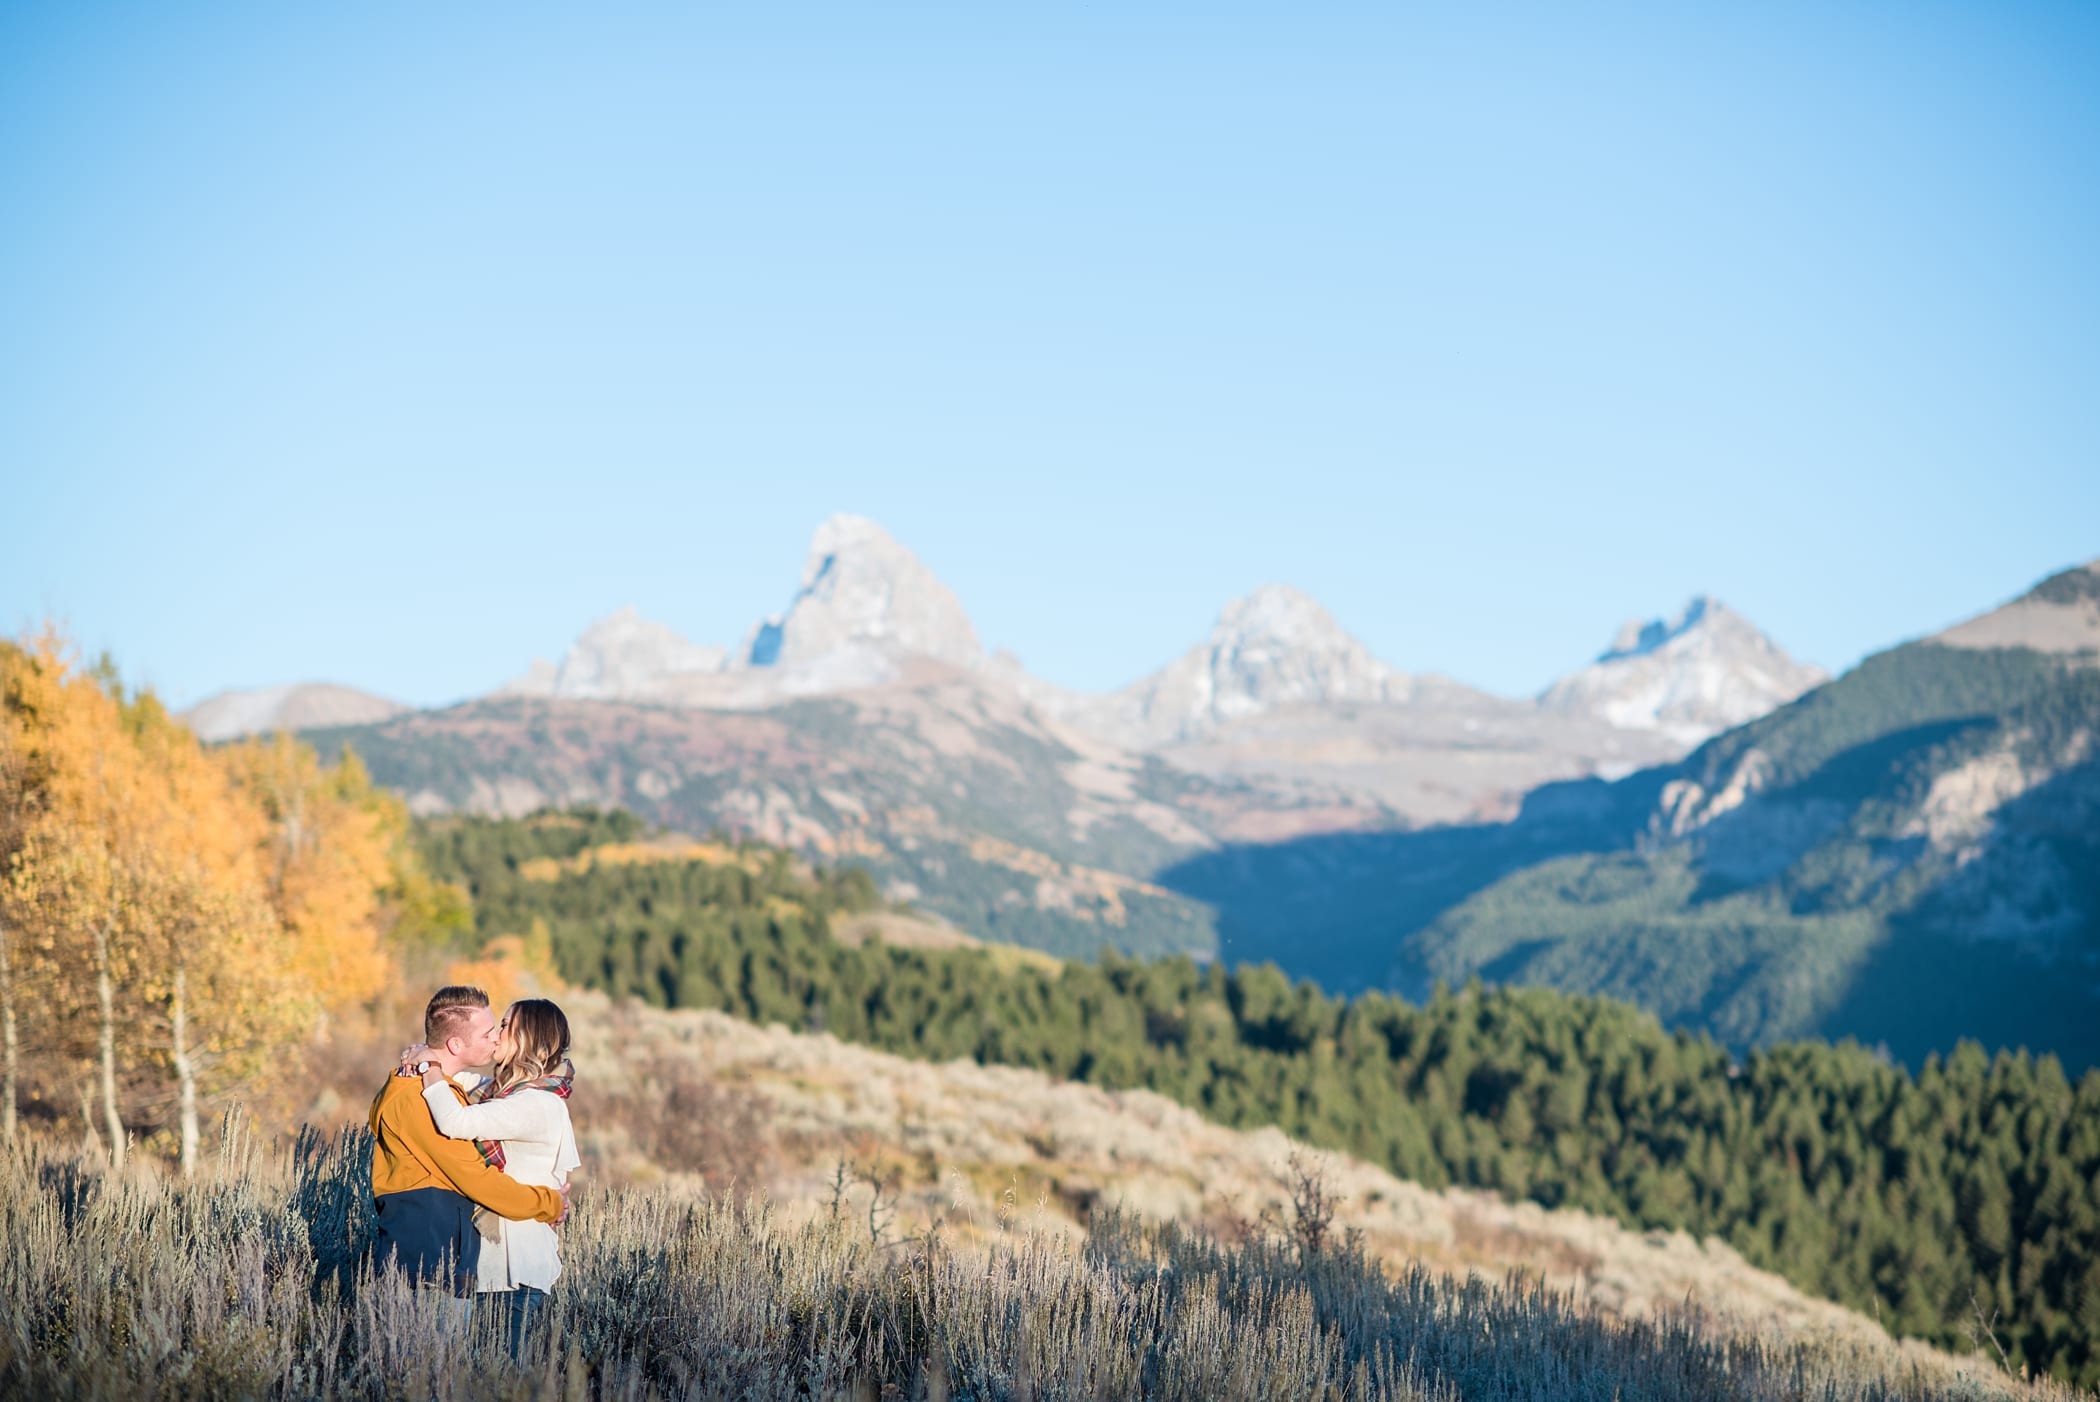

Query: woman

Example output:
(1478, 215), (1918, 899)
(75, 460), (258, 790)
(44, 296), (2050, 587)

(400, 998), (580, 1355)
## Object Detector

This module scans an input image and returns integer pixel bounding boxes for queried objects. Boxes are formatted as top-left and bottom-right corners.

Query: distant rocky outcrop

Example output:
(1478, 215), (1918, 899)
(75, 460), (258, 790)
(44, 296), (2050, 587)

(1044, 585), (1420, 750)
(501, 607), (727, 701)
(182, 683), (405, 742)
(1538, 596), (1825, 746)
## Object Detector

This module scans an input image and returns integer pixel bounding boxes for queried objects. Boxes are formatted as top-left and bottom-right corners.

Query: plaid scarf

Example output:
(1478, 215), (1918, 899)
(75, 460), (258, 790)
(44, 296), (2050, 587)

(463, 1058), (575, 1172)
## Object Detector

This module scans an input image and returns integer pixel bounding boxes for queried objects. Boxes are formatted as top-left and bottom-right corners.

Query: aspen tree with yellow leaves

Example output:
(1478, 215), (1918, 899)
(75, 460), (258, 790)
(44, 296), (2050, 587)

(121, 694), (305, 1173)
(1, 637), (154, 1166)
(220, 735), (404, 1013)
(0, 631), (409, 1173)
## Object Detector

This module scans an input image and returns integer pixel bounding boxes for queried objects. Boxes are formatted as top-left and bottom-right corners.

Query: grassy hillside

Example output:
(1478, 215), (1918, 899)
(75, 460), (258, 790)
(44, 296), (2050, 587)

(420, 812), (2100, 1385)
(534, 990), (2038, 1361)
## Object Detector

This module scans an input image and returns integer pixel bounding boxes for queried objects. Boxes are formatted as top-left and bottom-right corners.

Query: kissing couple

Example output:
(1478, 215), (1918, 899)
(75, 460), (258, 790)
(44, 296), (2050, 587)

(366, 984), (581, 1355)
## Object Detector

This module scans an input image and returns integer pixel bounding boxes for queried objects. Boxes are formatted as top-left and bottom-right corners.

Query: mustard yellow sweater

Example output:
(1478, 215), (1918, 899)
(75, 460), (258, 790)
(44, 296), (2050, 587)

(367, 1074), (564, 1222)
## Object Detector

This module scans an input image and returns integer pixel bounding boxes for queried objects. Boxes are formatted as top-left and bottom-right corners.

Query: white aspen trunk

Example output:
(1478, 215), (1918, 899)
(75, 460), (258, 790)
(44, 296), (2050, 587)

(172, 959), (198, 1178)
(1, 915), (16, 1145)
(95, 921), (124, 1172)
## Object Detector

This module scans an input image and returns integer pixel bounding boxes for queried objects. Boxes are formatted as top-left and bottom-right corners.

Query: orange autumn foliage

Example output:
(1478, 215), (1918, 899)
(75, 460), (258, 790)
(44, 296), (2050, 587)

(1, 633), (304, 1161)
(219, 735), (404, 1009)
(0, 630), (417, 1158)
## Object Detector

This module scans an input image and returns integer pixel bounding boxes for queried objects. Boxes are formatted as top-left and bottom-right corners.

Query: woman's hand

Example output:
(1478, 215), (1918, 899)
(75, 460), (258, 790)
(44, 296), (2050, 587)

(396, 1043), (434, 1078)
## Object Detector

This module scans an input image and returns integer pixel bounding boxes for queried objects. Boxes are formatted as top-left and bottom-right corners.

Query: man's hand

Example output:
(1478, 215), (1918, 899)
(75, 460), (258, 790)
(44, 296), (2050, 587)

(553, 1183), (572, 1226)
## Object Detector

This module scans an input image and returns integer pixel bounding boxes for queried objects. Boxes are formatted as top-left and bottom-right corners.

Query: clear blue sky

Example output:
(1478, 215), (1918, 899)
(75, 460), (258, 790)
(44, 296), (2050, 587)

(5, 2), (2096, 708)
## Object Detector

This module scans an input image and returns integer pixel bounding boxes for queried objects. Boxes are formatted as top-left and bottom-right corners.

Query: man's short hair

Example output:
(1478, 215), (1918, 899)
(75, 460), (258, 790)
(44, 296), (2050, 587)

(425, 985), (490, 1046)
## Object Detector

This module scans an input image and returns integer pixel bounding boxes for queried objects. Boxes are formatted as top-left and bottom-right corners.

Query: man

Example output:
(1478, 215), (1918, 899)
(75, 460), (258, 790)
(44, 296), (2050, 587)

(369, 985), (567, 1312)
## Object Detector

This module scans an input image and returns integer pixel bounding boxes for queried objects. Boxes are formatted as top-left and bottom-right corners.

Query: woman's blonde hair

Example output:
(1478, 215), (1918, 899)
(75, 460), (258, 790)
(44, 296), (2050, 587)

(492, 998), (571, 1095)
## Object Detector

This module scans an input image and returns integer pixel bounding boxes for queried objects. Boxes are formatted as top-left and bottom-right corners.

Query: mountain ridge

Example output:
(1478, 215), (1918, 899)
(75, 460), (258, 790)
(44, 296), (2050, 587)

(466, 517), (1817, 821)
(187, 516), (1816, 816)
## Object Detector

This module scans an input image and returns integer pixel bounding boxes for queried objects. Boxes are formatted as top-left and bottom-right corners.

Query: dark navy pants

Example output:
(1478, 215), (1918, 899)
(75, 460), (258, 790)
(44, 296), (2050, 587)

(373, 1187), (481, 1297)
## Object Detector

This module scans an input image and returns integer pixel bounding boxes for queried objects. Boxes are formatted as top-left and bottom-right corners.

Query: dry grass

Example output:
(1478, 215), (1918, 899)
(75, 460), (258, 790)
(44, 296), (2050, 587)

(6, 1118), (2089, 1402)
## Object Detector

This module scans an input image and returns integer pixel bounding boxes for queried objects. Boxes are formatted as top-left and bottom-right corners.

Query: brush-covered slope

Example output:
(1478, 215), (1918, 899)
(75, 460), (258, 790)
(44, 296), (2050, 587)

(537, 990), (2030, 1386)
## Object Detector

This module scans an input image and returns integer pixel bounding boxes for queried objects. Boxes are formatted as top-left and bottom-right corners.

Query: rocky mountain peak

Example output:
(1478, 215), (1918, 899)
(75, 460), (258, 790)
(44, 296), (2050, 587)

(1047, 585), (1413, 749)
(743, 513), (981, 670)
(181, 683), (405, 742)
(1215, 584), (1350, 646)
(503, 608), (725, 701)
(1200, 585), (1404, 708)
(1541, 597), (1824, 747)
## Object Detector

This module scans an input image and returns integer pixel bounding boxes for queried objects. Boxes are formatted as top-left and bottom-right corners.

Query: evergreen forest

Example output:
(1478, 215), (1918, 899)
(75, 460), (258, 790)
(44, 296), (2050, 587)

(419, 810), (2100, 1386)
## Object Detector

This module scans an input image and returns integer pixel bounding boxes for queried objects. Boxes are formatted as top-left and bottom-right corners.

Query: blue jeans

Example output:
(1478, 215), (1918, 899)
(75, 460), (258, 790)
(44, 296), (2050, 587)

(492, 1286), (546, 1359)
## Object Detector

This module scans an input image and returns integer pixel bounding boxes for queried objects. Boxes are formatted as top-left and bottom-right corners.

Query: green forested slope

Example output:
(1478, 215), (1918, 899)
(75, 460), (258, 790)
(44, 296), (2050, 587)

(1398, 642), (2100, 1065)
(419, 811), (2100, 1385)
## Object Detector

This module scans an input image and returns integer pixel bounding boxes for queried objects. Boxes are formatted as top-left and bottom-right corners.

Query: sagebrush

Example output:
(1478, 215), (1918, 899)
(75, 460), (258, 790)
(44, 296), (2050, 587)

(2, 1121), (2087, 1402)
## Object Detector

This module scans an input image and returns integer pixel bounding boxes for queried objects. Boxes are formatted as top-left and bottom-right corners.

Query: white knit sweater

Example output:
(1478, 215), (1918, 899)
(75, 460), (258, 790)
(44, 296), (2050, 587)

(423, 1080), (580, 1292)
